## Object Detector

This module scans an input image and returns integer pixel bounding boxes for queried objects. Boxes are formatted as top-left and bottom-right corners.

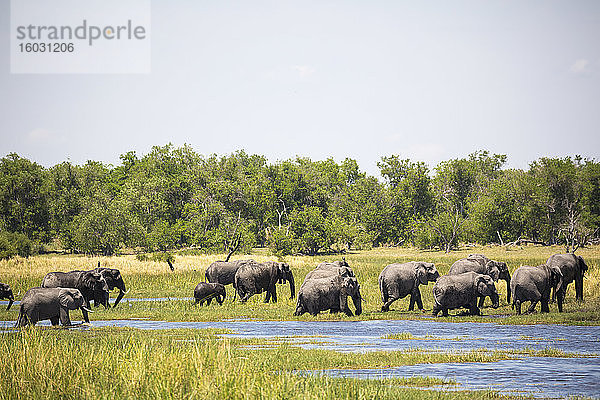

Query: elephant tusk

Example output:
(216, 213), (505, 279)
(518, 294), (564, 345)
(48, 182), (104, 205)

(82, 306), (94, 313)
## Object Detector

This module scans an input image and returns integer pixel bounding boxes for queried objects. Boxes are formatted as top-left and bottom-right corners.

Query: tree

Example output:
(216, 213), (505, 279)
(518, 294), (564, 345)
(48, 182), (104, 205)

(0, 153), (50, 241)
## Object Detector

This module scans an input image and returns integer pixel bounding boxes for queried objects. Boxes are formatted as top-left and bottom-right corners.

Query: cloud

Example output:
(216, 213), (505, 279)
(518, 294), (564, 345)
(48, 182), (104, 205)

(570, 59), (590, 74)
(292, 65), (316, 77)
(27, 128), (52, 142)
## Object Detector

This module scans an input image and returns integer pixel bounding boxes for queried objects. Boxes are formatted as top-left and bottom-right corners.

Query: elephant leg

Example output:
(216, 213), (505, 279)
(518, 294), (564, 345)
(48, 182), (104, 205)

(207, 297), (212, 306)
(469, 303), (481, 316)
(194, 298), (200, 305)
(526, 300), (538, 314)
(50, 316), (60, 326)
(515, 300), (521, 315)
(264, 291), (271, 303)
(59, 308), (72, 326)
(81, 308), (90, 323)
(432, 304), (440, 316)
(541, 299), (550, 313)
(217, 296), (223, 305)
(557, 292), (564, 312)
(271, 287), (277, 303)
(240, 291), (253, 303)
(478, 296), (486, 308)
(381, 297), (395, 312)
(442, 308), (449, 317)
(413, 289), (424, 311)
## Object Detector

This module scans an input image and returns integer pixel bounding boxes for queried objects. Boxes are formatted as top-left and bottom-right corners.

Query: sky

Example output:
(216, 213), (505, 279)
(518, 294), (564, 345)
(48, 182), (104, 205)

(1, 1), (599, 177)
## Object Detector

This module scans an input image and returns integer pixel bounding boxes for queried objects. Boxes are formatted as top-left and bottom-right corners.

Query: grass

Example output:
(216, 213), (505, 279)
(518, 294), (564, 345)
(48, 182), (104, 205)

(1, 244), (599, 325)
(1, 326), (561, 400)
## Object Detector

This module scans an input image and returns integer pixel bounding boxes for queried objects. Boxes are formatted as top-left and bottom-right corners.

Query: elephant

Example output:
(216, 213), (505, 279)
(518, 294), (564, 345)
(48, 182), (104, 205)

(1, 282), (14, 311)
(432, 272), (499, 317)
(234, 261), (295, 303)
(305, 261), (355, 281)
(205, 259), (255, 286)
(194, 282), (226, 306)
(41, 270), (109, 322)
(511, 264), (563, 314)
(93, 266), (128, 307)
(546, 254), (588, 302)
(379, 261), (439, 312)
(294, 273), (362, 317)
(15, 287), (93, 327)
(449, 254), (511, 305)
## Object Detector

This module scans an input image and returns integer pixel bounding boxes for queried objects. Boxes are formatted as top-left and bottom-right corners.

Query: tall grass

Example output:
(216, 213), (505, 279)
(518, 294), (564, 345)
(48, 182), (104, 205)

(0, 328), (513, 400)
(1, 244), (599, 324)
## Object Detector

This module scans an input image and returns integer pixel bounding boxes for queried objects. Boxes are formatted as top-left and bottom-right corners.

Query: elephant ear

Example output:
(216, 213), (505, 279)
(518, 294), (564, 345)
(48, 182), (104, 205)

(476, 276), (492, 296)
(415, 265), (428, 285)
(59, 289), (76, 309)
(578, 256), (588, 274)
(551, 266), (564, 293)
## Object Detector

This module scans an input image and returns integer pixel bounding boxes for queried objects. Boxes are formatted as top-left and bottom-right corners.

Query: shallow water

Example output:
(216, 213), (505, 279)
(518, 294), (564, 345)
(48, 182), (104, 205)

(3, 318), (599, 398)
(3, 318), (599, 354)
(305, 356), (600, 399)
(0, 297), (195, 307)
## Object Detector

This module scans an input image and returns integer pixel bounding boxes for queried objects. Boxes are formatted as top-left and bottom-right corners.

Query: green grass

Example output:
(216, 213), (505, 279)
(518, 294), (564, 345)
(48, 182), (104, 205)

(3, 327), (568, 400)
(1, 244), (599, 325)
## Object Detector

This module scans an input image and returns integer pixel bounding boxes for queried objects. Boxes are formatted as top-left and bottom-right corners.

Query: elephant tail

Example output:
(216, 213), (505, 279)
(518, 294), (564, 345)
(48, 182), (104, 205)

(378, 275), (387, 303)
(15, 305), (27, 328)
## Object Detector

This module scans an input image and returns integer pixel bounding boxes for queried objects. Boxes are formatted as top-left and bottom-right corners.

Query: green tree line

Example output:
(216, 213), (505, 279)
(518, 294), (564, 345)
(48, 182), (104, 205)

(1, 145), (598, 258)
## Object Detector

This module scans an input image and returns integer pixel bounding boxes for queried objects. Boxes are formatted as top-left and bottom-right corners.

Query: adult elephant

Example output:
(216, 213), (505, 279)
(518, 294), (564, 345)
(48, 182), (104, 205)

(379, 262), (439, 312)
(15, 287), (93, 327)
(546, 254), (588, 302)
(432, 272), (499, 317)
(511, 264), (563, 314)
(449, 254), (511, 305)
(93, 266), (128, 307)
(294, 274), (362, 317)
(41, 270), (109, 321)
(1, 282), (14, 311)
(205, 259), (255, 286)
(234, 261), (295, 303)
(305, 261), (355, 281)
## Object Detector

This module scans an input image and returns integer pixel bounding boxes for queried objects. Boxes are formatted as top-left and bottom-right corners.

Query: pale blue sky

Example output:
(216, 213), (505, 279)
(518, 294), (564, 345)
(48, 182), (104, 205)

(1, 1), (599, 176)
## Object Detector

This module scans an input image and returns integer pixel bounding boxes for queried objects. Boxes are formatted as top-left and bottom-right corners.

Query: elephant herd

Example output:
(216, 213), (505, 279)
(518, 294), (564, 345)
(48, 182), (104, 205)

(2, 252), (588, 327)
(4, 264), (128, 327)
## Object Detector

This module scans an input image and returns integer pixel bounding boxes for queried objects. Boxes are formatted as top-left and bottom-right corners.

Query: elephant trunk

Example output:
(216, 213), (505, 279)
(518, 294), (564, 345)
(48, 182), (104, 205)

(6, 296), (14, 311)
(490, 291), (500, 309)
(353, 291), (363, 316)
(575, 273), (584, 301)
(505, 276), (511, 304)
(113, 282), (127, 307)
(288, 273), (295, 299)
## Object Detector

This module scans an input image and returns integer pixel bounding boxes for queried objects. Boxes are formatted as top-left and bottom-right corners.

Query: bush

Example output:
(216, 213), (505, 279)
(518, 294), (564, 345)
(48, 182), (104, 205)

(0, 231), (36, 260)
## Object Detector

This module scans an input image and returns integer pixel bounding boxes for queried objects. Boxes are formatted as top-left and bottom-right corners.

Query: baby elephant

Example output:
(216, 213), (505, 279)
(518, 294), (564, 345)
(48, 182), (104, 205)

(432, 272), (499, 317)
(194, 282), (226, 306)
(511, 264), (563, 315)
(15, 287), (92, 327)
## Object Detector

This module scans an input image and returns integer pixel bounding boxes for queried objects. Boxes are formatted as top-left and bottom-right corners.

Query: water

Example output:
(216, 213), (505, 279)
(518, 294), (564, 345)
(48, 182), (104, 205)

(2, 318), (599, 398)
(0, 297), (195, 307)
(306, 357), (600, 399)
